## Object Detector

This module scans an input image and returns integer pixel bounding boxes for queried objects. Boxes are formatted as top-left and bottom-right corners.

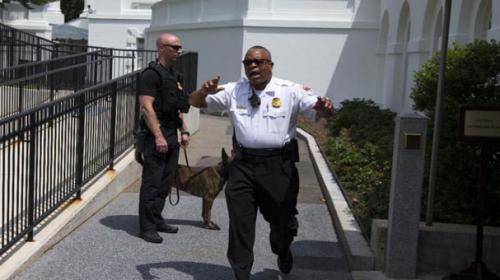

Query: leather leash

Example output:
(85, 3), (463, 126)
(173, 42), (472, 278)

(169, 146), (213, 206)
(169, 145), (190, 206)
(183, 146), (191, 169)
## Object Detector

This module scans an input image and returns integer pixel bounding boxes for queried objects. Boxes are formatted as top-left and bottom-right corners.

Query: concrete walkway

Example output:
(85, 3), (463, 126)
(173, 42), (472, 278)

(13, 113), (352, 280)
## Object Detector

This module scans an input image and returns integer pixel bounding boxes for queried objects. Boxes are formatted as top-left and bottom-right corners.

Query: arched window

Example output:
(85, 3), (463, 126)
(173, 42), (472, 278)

(396, 1), (411, 111)
(430, 8), (443, 56)
(474, 0), (492, 40)
(377, 11), (389, 106)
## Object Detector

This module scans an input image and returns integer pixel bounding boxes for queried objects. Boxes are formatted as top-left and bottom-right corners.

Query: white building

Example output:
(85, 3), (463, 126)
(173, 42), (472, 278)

(0, 1), (64, 40)
(146, 0), (380, 109)
(145, 0), (499, 113)
(378, 0), (497, 112)
(83, 0), (158, 50)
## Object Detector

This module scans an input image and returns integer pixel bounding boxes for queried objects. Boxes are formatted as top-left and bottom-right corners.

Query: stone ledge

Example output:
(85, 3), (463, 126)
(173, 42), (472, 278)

(297, 128), (375, 270)
(371, 219), (500, 275)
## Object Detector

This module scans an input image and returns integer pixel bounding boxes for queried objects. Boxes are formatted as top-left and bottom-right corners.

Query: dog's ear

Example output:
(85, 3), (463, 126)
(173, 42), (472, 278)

(221, 148), (228, 162)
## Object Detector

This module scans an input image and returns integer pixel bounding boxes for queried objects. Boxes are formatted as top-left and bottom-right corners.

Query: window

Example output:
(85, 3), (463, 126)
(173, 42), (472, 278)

(131, 3), (152, 10)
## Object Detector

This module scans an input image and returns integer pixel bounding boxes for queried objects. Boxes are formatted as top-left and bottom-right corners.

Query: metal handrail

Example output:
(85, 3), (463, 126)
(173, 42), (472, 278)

(0, 52), (198, 256)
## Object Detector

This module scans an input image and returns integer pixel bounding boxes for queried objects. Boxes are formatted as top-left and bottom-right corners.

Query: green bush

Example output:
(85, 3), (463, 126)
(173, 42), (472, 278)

(325, 99), (396, 232)
(411, 40), (500, 225)
(323, 41), (500, 234)
(329, 99), (396, 159)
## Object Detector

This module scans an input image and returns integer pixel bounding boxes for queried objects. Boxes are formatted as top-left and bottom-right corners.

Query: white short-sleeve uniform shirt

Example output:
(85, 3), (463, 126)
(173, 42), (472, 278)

(204, 77), (318, 149)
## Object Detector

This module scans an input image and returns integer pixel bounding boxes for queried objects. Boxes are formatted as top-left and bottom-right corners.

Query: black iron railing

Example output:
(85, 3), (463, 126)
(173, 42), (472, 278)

(0, 49), (161, 119)
(0, 49), (113, 119)
(0, 23), (62, 69)
(0, 52), (198, 256)
(0, 71), (139, 255)
(0, 22), (157, 78)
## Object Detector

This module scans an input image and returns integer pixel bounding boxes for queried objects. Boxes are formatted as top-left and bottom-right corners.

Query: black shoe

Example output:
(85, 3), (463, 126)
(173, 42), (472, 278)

(157, 224), (179, 233)
(278, 250), (293, 274)
(141, 230), (163, 243)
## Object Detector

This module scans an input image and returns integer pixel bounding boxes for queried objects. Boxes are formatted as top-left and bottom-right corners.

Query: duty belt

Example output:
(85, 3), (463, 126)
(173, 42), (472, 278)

(235, 141), (294, 159)
(238, 146), (284, 157)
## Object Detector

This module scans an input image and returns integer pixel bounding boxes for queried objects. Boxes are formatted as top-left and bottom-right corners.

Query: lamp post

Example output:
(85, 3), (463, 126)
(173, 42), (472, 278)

(425, 0), (452, 226)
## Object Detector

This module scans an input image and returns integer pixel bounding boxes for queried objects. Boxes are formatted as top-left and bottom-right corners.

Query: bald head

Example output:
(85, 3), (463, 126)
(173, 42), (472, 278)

(156, 33), (180, 49)
(156, 33), (182, 67)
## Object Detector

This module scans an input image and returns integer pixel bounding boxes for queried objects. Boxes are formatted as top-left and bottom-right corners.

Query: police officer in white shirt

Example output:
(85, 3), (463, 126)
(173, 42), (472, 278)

(190, 46), (333, 280)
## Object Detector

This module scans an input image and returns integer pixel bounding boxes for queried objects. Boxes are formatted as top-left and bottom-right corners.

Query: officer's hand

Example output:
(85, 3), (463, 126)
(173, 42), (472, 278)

(201, 76), (224, 95)
(155, 135), (168, 153)
(180, 134), (190, 147)
(313, 96), (334, 117)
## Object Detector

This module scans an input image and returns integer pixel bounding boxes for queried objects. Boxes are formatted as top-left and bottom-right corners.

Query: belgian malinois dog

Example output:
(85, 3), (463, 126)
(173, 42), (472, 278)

(135, 148), (230, 230)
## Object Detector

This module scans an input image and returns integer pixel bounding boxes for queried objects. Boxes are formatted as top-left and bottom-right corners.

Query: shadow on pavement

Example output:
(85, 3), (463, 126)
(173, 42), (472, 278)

(100, 215), (139, 237)
(99, 215), (210, 238)
(136, 261), (281, 280)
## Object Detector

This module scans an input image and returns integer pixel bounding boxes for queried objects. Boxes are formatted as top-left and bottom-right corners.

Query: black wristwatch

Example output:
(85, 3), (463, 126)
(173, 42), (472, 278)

(181, 131), (190, 136)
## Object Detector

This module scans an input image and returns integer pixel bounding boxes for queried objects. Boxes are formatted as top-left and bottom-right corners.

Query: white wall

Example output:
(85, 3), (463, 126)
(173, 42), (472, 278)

(0, 1), (56, 40)
(147, 0), (381, 106)
(87, 0), (157, 49)
(379, 0), (498, 113)
(46, 1), (65, 25)
(88, 19), (151, 49)
(146, 0), (498, 114)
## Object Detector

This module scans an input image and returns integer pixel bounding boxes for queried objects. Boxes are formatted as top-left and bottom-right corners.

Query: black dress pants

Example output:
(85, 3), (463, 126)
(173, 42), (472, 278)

(225, 155), (299, 280)
(139, 131), (179, 233)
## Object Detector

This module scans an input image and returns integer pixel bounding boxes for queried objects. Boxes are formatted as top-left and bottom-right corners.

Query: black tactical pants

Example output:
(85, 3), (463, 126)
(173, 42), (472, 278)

(225, 155), (299, 280)
(139, 132), (179, 233)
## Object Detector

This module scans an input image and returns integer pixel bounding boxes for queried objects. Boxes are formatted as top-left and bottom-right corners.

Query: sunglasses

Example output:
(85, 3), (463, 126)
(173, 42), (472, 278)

(162, 44), (183, 51)
(242, 59), (271, 67)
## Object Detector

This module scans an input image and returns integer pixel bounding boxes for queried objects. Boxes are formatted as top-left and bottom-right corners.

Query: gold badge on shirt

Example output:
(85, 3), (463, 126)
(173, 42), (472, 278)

(177, 82), (183, 90)
(272, 97), (282, 108)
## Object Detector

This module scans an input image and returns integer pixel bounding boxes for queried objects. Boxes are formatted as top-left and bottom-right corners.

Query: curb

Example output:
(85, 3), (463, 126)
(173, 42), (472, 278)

(297, 128), (375, 270)
(0, 149), (141, 280)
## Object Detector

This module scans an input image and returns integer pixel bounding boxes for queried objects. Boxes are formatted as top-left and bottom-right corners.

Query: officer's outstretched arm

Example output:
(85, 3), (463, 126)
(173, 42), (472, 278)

(189, 76), (224, 108)
(313, 96), (334, 118)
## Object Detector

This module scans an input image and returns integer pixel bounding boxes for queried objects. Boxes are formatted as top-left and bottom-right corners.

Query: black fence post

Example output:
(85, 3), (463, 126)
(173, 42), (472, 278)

(131, 50), (136, 72)
(134, 73), (141, 132)
(92, 52), (98, 84)
(49, 61), (55, 126)
(53, 44), (59, 60)
(27, 112), (36, 241)
(18, 81), (25, 140)
(109, 49), (114, 81)
(36, 38), (41, 62)
(75, 94), (86, 199)
(72, 56), (78, 92)
(18, 81), (24, 113)
(109, 82), (118, 170)
(8, 29), (14, 68)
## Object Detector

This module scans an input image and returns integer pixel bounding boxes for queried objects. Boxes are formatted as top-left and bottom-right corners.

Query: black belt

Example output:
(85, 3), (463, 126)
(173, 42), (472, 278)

(238, 146), (285, 157)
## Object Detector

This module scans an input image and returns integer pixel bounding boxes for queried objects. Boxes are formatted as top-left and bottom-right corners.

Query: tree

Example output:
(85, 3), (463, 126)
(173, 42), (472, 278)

(411, 40), (500, 225)
(61, 0), (84, 23)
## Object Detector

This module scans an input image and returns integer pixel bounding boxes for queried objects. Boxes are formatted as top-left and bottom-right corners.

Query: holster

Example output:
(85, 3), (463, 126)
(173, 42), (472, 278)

(284, 139), (300, 162)
(134, 117), (148, 153)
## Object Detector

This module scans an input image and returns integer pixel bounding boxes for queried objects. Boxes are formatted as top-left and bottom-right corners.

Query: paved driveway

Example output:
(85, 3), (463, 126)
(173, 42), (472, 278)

(14, 114), (351, 280)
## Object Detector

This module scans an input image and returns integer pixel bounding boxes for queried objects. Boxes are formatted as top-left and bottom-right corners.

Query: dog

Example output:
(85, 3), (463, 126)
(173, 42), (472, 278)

(135, 148), (230, 230)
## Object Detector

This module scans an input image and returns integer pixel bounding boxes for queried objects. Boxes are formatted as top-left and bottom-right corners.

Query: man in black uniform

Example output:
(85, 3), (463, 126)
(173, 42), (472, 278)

(137, 33), (190, 243)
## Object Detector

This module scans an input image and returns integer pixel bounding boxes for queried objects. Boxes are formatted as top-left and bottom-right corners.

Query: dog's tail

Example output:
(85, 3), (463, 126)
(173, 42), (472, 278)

(135, 147), (144, 165)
